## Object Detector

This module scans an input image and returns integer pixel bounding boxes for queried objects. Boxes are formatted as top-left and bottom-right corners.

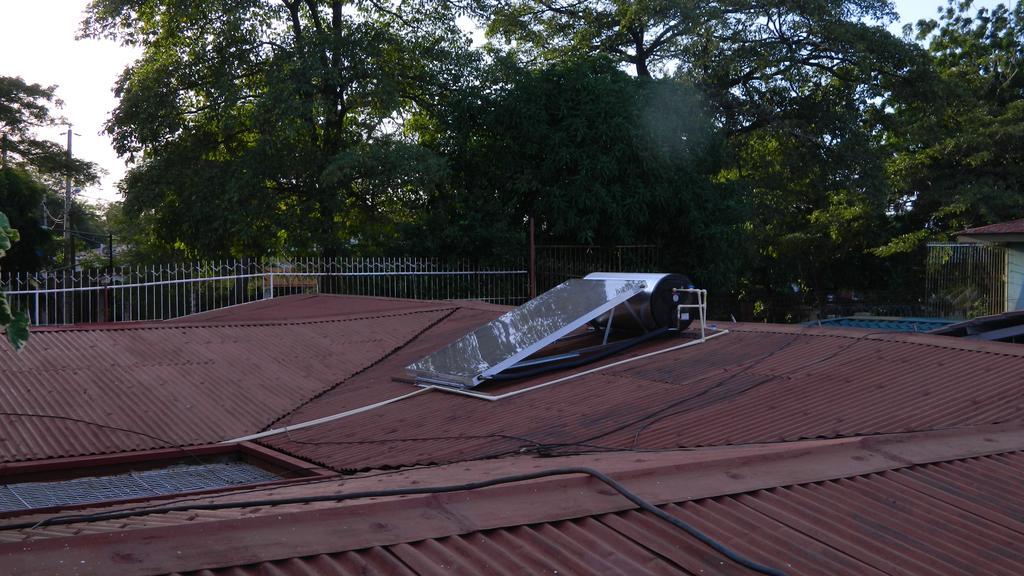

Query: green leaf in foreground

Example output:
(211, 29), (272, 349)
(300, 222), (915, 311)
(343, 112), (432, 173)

(5, 310), (29, 351)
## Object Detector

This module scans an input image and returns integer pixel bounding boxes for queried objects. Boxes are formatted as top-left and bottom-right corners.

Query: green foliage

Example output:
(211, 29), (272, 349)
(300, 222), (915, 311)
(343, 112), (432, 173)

(84, 0), (474, 259)
(406, 56), (746, 287)
(0, 210), (29, 350)
(81, 0), (1024, 319)
(476, 0), (923, 133)
(0, 168), (54, 270)
(1, 75), (106, 271)
(0, 76), (100, 189)
(882, 0), (1024, 243)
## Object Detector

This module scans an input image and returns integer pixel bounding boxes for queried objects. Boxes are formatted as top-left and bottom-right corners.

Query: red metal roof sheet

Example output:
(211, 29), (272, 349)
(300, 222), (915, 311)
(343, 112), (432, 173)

(4, 426), (1024, 575)
(8, 424), (1018, 543)
(163, 448), (1024, 576)
(160, 455), (1024, 576)
(262, 324), (1024, 471)
(5, 295), (1024, 575)
(960, 217), (1024, 235)
(0, 306), (454, 463)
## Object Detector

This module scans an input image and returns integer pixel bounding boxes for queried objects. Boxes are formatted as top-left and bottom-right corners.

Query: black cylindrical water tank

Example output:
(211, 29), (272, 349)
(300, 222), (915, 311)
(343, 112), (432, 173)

(584, 272), (696, 333)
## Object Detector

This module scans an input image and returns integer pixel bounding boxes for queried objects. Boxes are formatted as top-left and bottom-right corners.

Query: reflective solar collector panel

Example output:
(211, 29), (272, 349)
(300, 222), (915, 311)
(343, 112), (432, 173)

(407, 278), (647, 388)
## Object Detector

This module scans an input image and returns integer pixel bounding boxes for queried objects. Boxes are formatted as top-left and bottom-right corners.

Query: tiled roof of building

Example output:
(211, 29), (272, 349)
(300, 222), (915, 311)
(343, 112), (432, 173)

(2, 294), (1024, 575)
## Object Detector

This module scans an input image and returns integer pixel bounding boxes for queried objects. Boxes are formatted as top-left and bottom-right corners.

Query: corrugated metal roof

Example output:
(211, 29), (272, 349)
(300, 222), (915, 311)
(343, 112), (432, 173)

(169, 450), (1024, 576)
(166, 521), (703, 576)
(4, 295), (1024, 575)
(9, 424), (1017, 543)
(262, 324), (1024, 471)
(5, 427), (1023, 575)
(960, 218), (1024, 235)
(0, 306), (454, 463)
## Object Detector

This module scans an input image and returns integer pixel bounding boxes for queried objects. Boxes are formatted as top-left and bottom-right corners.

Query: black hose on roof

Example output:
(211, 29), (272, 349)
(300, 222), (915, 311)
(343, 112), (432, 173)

(488, 326), (673, 381)
(3, 466), (786, 575)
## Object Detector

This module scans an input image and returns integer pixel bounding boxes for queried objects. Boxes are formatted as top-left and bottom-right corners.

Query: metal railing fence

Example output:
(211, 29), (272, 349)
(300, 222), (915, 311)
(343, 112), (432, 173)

(1, 258), (529, 325)
(535, 245), (661, 293)
(925, 243), (1007, 319)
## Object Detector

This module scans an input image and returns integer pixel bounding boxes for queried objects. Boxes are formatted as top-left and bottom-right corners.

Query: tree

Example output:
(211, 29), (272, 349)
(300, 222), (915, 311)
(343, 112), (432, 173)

(474, 0), (928, 308)
(0, 76), (99, 189)
(878, 0), (1024, 251)
(0, 168), (54, 271)
(1, 75), (103, 271)
(84, 0), (475, 259)
(476, 0), (924, 135)
(0, 210), (29, 350)
(405, 56), (746, 288)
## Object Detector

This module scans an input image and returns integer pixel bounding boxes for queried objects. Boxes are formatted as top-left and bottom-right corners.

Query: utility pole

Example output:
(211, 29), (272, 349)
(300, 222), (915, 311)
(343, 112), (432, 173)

(63, 125), (73, 268)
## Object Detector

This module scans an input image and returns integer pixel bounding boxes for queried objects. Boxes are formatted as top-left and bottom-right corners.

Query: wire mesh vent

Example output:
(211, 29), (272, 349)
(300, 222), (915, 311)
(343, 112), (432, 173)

(0, 460), (282, 513)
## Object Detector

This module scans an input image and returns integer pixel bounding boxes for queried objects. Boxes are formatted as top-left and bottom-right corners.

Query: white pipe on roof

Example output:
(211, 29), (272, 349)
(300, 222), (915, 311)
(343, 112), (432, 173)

(222, 329), (729, 443)
(222, 387), (432, 443)
(430, 329), (730, 402)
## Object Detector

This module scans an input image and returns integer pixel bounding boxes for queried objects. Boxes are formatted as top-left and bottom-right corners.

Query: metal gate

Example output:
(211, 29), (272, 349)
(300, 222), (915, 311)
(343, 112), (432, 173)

(926, 243), (1007, 319)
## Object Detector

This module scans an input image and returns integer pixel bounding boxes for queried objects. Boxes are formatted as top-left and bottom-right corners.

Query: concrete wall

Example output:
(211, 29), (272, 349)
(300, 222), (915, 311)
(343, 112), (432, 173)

(1008, 244), (1024, 311)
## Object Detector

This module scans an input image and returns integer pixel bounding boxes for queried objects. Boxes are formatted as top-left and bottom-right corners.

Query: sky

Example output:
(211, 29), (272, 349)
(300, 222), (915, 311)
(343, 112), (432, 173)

(0, 0), (1007, 204)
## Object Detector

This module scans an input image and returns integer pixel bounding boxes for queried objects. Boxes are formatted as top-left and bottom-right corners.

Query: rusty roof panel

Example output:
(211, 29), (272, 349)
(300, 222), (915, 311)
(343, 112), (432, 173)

(123, 450), (1024, 576)
(7, 297), (1024, 574)
(265, 325), (1024, 471)
(265, 306), (505, 427)
(0, 307), (452, 463)
(172, 519), (688, 576)
(960, 218), (1024, 235)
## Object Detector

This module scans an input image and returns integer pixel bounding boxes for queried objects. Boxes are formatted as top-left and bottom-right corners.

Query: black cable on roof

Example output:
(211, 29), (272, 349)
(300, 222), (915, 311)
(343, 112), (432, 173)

(568, 329), (901, 449)
(0, 466), (787, 575)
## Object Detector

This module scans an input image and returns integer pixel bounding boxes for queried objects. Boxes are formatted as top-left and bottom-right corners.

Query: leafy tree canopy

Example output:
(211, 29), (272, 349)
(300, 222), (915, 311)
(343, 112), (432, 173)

(405, 56), (747, 288)
(474, 0), (926, 135)
(878, 0), (1024, 251)
(0, 168), (54, 271)
(472, 0), (931, 302)
(1, 75), (104, 271)
(0, 76), (100, 188)
(83, 0), (476, 259)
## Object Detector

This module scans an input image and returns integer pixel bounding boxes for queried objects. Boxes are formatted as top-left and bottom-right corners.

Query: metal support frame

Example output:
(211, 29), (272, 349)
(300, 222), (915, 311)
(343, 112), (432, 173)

(602, 305), (616, 345)
(674, 288), (709, 340)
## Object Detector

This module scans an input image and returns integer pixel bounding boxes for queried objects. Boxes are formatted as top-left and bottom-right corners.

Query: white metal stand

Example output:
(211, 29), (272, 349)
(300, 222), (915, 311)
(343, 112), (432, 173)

(673, 287), (708, 340)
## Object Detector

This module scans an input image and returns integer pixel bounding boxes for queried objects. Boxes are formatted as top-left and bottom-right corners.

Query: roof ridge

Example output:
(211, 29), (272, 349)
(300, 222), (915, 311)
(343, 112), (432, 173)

(27, 305), (458, 333)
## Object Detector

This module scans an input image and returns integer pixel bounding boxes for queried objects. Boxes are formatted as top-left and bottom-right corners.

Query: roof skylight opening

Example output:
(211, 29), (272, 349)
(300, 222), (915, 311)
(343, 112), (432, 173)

(0, 453), (295, 514)
(407, 272), (701, 389)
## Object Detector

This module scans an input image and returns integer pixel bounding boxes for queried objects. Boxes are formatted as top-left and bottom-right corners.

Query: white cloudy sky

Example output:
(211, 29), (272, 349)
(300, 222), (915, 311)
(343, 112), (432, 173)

(0, 0), (1004, 203)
